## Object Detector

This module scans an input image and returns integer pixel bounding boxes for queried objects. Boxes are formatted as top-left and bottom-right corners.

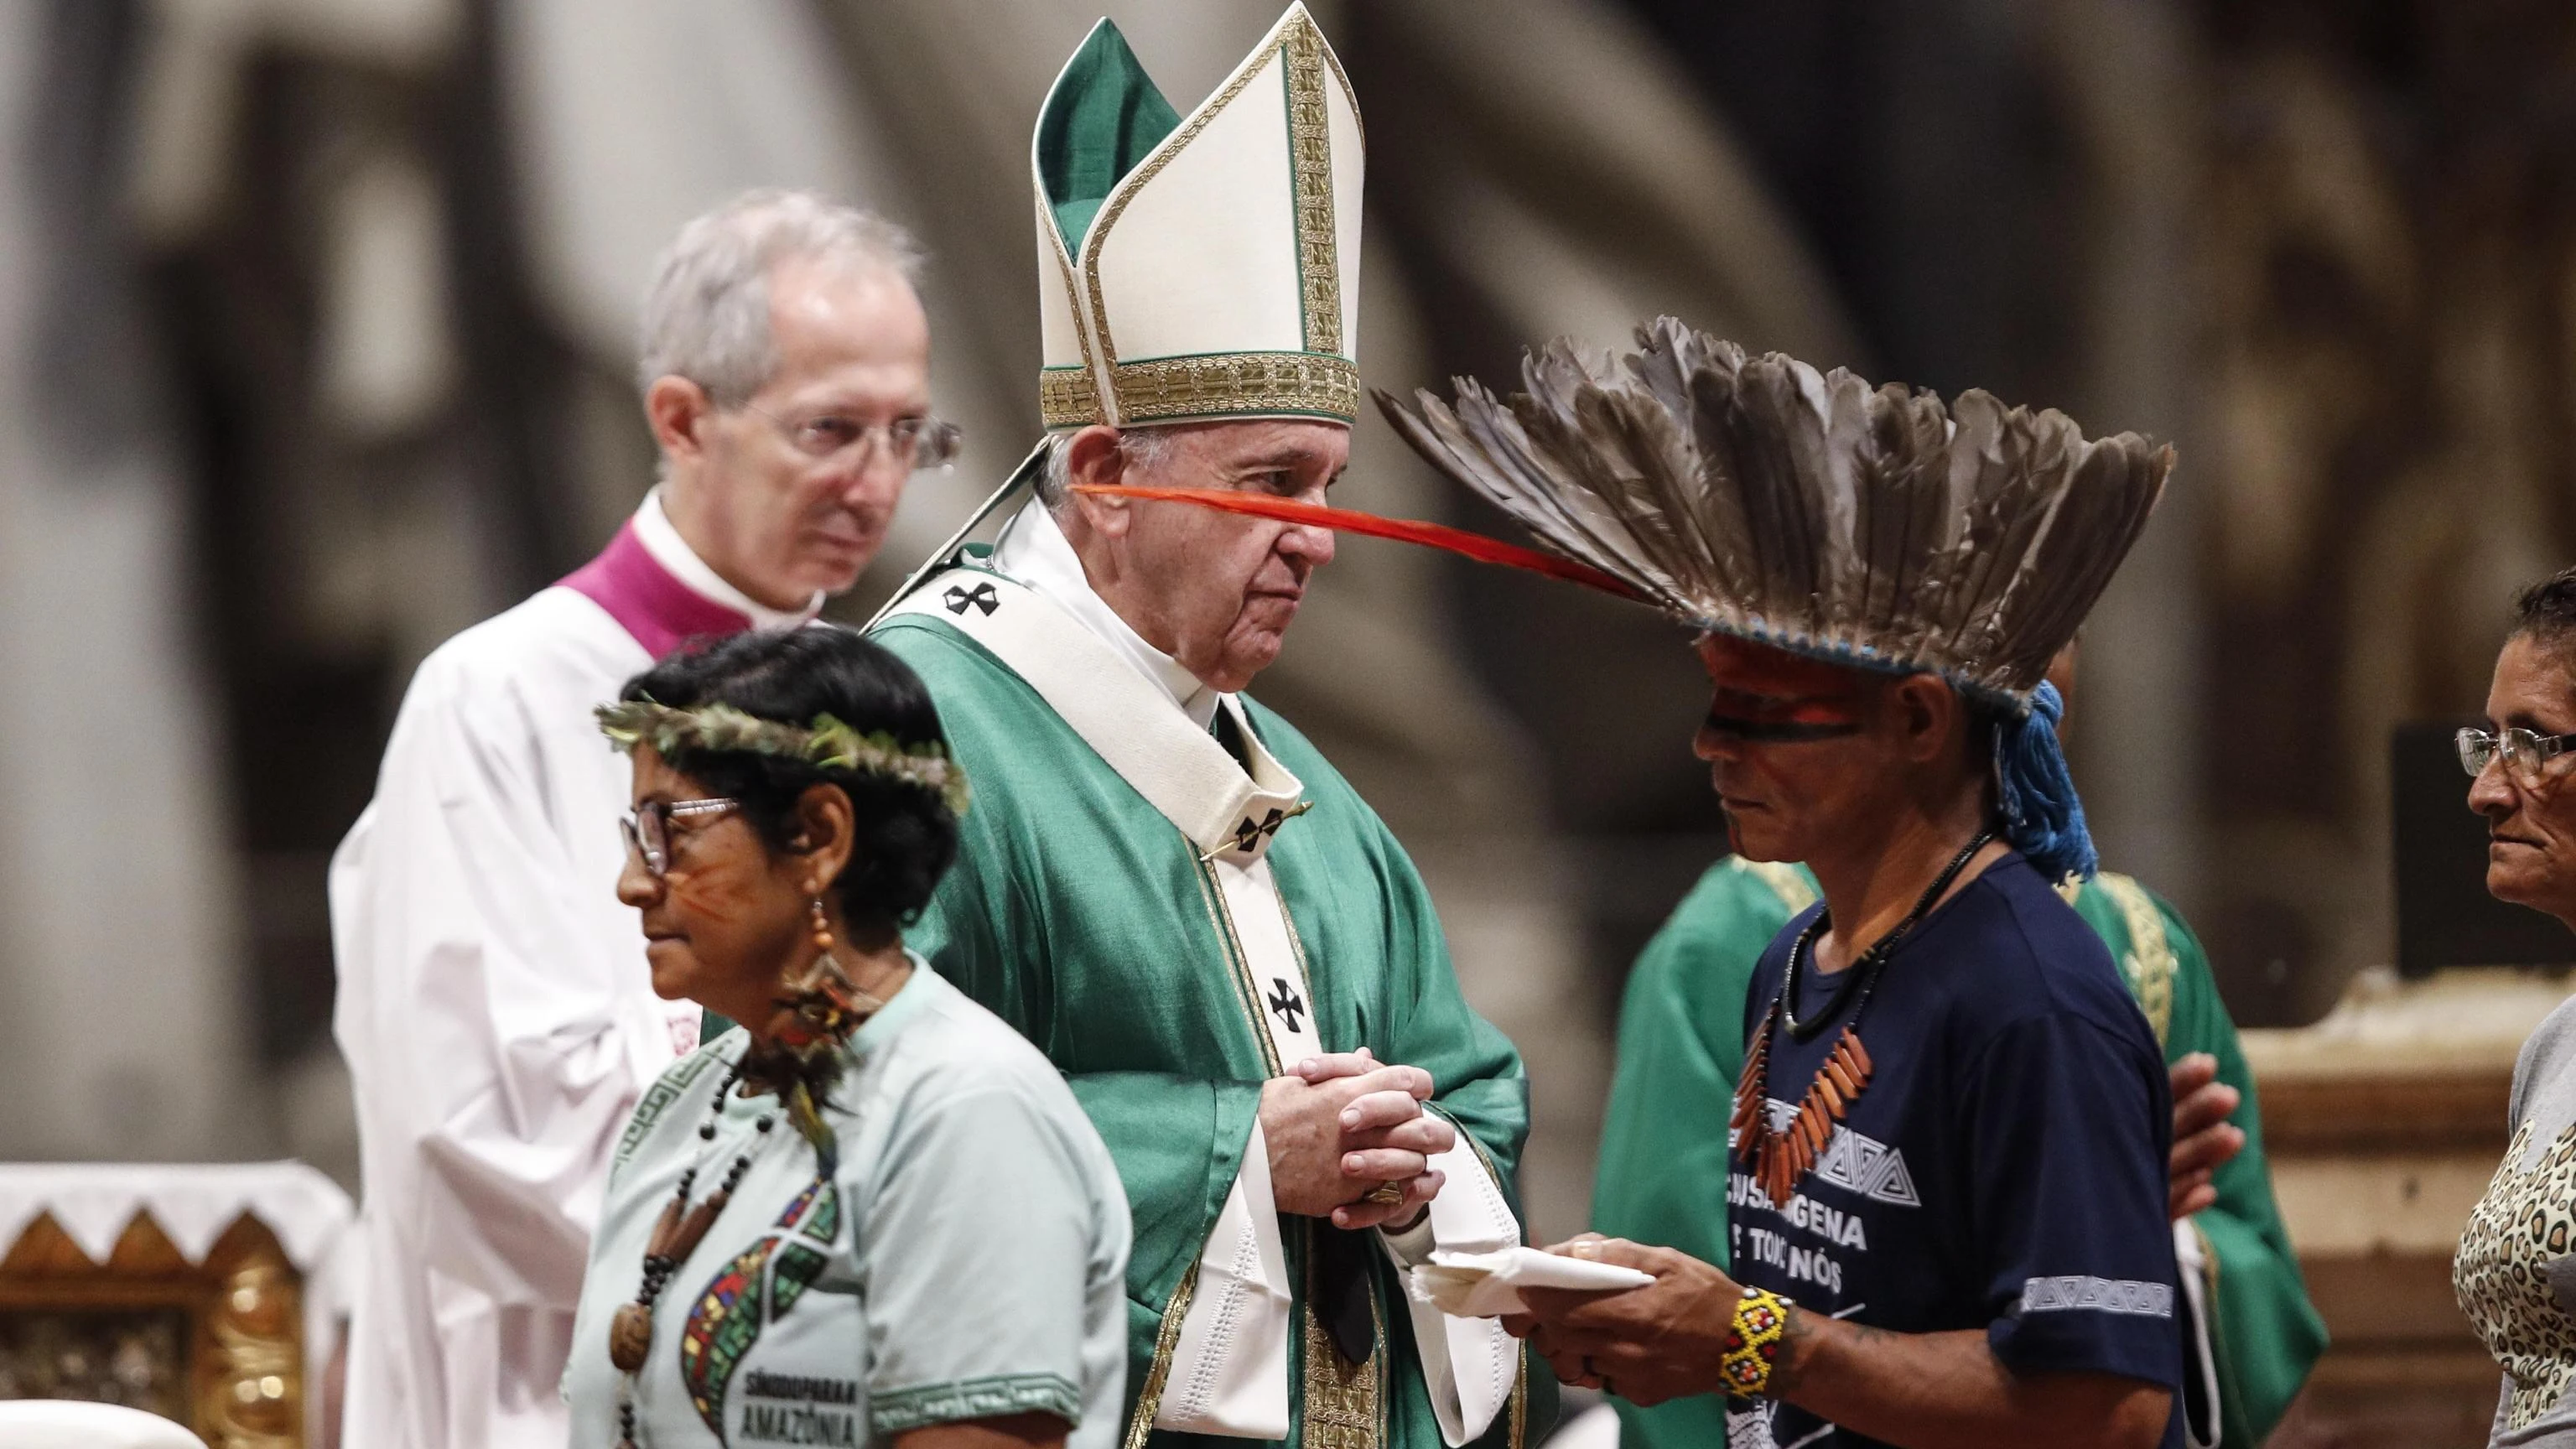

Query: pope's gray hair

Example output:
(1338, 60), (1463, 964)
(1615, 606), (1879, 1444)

(636, 190), (924, 405)
(1037, 427), (1178, 509)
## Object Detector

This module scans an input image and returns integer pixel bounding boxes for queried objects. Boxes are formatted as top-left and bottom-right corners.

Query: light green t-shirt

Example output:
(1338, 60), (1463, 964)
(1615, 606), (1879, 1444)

(564, 963), (1131, 1448)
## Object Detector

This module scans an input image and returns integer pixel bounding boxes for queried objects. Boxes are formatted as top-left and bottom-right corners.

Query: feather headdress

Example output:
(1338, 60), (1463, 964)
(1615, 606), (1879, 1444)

(1374, 316), (2172, 706)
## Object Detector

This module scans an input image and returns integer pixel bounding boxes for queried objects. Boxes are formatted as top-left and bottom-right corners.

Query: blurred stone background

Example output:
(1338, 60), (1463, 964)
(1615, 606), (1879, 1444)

(0, 0), (2568, 1253)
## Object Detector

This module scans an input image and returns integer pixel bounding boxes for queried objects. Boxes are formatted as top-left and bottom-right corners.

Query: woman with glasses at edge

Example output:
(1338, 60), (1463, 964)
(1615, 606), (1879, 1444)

(563, 626), (1130, 1449)
(2454, 567), (2576, 1449)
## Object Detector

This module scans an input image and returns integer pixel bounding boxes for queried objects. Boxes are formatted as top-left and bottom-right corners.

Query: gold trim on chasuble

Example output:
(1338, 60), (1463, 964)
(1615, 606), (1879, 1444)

(1121, 849), (1385, 1446)
(1211, 857), (1391, 1449)
(1732, 857), (1819, 916)
(2092, 873), (2177, 1049)
(1072, 14), (1356, 428)
(1301, 1277), (1389, 1449)
(1122, 1258), (1206, 1449)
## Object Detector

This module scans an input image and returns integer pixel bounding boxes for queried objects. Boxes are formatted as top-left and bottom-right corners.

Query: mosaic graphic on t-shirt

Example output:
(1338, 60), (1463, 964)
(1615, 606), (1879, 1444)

(678, 1176), (842, 1436)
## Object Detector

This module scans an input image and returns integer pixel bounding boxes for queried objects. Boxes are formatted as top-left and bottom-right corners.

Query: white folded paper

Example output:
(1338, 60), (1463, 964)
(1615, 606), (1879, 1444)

(1408, 1246), (1655, 1318)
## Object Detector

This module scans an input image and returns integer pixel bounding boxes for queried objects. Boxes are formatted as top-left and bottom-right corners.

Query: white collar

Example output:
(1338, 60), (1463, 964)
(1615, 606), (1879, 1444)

(989, 499), (1224, 730)
(634, 487), (825, 632)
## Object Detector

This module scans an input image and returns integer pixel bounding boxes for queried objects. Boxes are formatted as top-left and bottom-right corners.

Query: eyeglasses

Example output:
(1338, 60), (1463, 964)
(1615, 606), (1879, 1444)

(621, 797), (739, 877)
(2457, 727), (2576, 787)
(739, 406), (963, 470)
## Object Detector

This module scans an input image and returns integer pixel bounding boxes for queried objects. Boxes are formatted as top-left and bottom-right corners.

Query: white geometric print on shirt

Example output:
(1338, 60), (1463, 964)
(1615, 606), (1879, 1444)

(1762, 1100), (1921, 1208)
(2015, 1275), (2175, 1318)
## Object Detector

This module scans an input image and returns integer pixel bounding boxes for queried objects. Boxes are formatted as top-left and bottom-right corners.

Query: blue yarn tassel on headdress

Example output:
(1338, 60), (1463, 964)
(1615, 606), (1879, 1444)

(1992, 681), (2097, 881)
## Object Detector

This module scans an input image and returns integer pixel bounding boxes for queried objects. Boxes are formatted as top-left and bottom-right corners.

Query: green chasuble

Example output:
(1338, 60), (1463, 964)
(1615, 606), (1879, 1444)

(1592, 858), (2325, 1449)
(875, 554), (1551, 1449)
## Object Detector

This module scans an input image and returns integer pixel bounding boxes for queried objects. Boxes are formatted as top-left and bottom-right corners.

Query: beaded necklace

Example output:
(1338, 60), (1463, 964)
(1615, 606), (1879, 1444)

(1729, 830), (1993, 1208)
(608, 1055), (777, 1449)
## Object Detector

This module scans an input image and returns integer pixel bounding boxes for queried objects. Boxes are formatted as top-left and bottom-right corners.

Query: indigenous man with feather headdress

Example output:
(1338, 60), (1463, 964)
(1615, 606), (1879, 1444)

(1590, 633), (2324, 1449)
(865, 10), (1546, 1449)
(1374, 322), (2193, 1449)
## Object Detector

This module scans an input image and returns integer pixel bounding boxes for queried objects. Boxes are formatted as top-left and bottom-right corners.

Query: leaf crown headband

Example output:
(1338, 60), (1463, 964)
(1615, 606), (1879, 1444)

(596, 699), (971, 817)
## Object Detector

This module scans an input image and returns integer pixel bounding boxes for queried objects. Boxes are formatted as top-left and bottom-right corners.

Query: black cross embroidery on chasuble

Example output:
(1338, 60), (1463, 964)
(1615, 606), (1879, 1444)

(1268, 978), (1306, 1034)
(943, 581), (999, 616)
(1233, 809), (1287, 853)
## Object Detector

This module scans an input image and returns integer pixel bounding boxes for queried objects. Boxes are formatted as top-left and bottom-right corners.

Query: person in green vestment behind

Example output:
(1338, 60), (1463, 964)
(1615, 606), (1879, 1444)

(1591, 639), (2326, 1449)
(864, 9), (1550, 1449)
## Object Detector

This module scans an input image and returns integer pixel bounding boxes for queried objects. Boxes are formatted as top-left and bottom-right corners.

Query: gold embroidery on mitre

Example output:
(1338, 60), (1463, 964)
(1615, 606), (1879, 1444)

(1077, 13), (1360, 427)
(2456, 1119), (2576, 1429)
(1080, 35), (1276, 374)
(1282, 18), (1341, 356)
(1300, 1244), (1385, 1449)
(1113, 352), (1358, 425)
(1040, 367), (1099, 432)
(1041, 200), (1109, 429)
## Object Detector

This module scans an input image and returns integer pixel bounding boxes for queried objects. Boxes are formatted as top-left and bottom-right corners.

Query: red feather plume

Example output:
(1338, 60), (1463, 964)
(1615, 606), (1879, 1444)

(1067, 485), (1649, 604)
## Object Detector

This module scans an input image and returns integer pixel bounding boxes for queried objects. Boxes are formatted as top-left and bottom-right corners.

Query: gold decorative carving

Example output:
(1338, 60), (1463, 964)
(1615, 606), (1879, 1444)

(1112, 353), (1358, 426)
(0, 1211), (306, 1448)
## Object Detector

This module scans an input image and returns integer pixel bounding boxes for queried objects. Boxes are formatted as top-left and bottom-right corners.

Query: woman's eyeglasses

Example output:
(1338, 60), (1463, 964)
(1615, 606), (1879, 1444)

(621, 797), (739, 877)
(2456, 727), (2576, 788)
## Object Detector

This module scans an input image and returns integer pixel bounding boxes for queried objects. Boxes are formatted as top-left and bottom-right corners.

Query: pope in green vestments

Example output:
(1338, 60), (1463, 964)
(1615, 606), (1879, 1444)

(866, 8), (1549, 1447)
(878, 563), (1542, 1449)
(1592, 856), (2326, 1449)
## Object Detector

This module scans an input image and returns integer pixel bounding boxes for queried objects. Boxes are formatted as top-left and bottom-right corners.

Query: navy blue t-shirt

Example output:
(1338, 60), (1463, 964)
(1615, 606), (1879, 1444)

(1726, 854), (2184, 1449)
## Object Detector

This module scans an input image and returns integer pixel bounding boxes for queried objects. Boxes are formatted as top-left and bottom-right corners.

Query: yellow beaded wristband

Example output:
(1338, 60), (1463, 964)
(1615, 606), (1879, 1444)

(1720, 1285), (1794, 1397)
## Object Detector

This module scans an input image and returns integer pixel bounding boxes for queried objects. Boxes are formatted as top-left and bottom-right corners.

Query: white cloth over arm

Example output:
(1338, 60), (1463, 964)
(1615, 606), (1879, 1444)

(331, 592), (693, 1449)
(1380, 1138), (1523, 1446)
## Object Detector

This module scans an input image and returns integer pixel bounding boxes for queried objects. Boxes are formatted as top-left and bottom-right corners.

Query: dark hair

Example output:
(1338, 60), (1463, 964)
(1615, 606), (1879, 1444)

(2516, 569), (2576, 649)
(619, 627), (959, 942)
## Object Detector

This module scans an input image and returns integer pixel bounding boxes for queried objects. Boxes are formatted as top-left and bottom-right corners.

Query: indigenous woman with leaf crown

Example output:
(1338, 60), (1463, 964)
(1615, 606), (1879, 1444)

(561, 626), (1130, 1449)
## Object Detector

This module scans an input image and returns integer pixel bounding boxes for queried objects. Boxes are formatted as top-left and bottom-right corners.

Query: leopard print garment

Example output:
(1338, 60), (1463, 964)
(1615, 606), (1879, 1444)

(2456, 1118), (2576, 1429)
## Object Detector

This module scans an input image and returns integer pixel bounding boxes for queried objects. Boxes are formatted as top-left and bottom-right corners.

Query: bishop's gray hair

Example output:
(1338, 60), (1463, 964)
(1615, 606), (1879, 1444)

(1036, 427), (1179, 508)
(636, 190), (924, 406)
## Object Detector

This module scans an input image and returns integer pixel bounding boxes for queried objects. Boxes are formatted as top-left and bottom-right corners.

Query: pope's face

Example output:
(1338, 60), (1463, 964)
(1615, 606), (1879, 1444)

(1083, 420), (1346, 693)
(2471, 634), (2576, 927)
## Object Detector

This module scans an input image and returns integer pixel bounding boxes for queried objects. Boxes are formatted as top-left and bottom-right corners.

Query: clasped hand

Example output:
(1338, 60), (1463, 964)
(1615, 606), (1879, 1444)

(1259, 1047), (1452, 1229)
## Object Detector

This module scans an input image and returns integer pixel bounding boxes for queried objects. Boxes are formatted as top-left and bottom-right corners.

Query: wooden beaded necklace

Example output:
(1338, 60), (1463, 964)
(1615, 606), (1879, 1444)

(1729, 831), (1994, 1208)
(609, 1057), (777, 1447)
(606, 901), (887, 1448)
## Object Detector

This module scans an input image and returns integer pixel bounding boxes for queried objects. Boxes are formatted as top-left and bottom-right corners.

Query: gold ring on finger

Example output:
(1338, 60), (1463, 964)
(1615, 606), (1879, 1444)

(1364, 1179), (1408, 1207)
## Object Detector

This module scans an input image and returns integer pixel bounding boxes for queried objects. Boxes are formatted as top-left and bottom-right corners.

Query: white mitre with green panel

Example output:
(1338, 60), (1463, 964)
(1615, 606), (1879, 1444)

(1032, 3), (1363, 433)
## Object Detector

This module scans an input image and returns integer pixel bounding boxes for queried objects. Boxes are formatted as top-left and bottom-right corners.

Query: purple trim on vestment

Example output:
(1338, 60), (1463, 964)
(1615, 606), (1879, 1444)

(556, 521), (752, 659)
